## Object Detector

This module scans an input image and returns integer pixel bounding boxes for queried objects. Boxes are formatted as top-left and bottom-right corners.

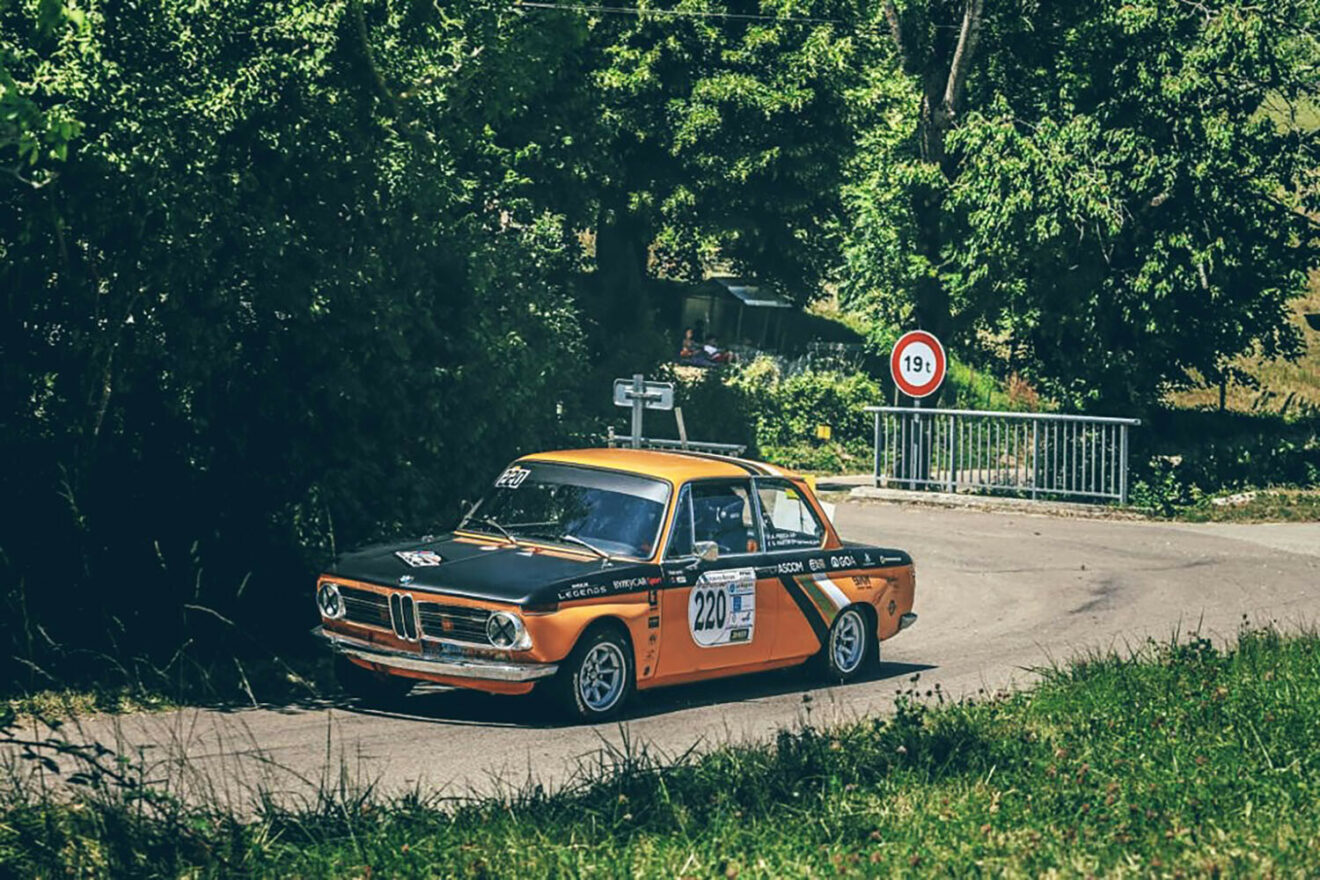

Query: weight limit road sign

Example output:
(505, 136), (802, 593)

(890, 330), (946, 399)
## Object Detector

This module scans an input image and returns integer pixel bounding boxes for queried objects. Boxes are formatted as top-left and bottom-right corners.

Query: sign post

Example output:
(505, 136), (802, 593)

(889, 331), (947, 489)
(613, 374), (676, 448)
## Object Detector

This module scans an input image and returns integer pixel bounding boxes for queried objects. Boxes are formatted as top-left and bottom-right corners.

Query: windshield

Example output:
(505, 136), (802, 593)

(461, 462), (671, 560)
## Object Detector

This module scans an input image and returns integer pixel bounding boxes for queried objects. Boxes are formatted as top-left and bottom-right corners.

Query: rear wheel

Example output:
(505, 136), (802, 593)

(334, 655), (415, 708)
(816, 606), (873, 683)
(543, 626), (634, 722)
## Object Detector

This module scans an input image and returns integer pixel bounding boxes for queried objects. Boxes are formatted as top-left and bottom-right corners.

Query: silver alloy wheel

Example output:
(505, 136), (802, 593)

(578, 641), (626, 712)
(830, 609), (866, 674)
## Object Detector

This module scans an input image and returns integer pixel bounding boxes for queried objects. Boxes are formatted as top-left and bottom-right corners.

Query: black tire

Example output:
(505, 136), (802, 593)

(541, 625), (634, 722)
(815, 606), (874, 683)
(335, 655), (415, 708)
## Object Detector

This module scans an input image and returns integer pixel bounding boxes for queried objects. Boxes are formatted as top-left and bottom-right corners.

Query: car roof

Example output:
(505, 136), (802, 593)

(521, 447), (794, 484)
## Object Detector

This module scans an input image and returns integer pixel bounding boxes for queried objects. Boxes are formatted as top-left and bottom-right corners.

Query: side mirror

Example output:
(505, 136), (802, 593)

(694, 541), (719, 563)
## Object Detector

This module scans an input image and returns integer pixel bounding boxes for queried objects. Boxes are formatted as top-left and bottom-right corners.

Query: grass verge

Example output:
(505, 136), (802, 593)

(3, 627), (1319, 876)
(3, 654), (334, 725)
(1172, 488), (1320, 523)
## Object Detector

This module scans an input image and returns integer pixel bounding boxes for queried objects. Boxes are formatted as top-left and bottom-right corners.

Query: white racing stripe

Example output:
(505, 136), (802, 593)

(813, 574), (851, 611)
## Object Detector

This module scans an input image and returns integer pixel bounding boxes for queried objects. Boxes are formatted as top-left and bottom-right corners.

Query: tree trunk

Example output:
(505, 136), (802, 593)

(594, 202), (650, 336)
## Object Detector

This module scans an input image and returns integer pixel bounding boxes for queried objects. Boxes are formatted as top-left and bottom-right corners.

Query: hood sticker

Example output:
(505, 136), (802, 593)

(396, 550), (444, 568)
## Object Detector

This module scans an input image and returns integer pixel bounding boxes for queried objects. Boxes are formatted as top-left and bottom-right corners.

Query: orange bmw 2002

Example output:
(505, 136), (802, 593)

(312, 448), (917, 721)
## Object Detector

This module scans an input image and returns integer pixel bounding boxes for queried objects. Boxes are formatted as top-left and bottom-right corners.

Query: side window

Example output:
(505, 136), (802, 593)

(756, 479), (826, 551)
(690, 480), (758, 556)
(665, 485), (694, 559)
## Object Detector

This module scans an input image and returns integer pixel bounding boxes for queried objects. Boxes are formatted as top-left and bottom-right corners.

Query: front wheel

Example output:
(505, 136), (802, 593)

(817, 606), (874, 683)
(334, 655), (415, 708)
(543, 627), (634, 722)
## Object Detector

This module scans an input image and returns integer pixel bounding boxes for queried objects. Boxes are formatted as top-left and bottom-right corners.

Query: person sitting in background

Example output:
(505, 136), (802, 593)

(678, 327), (700, 363)
(702, 334), (735, 365)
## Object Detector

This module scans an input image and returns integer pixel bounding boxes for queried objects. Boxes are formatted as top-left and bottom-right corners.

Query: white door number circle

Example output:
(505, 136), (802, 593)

(890, 330), (947, 399)
(688, 568), (756, 647)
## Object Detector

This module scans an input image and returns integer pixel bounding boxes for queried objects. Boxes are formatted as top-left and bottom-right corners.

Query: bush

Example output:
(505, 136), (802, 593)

(1130, 409), (1320, 506)
(732, 359), (884, 451)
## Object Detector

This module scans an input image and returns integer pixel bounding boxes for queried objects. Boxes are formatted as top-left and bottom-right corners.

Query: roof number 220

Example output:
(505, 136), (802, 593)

(494, 466), (531, 489)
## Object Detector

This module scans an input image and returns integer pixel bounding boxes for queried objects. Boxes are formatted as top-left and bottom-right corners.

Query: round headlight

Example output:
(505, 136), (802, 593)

(317, 582), (344, 619)
(486, 611), (528, 649)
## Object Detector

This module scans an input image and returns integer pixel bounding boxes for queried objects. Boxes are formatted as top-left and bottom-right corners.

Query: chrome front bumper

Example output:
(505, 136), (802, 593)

(312, 626), (559, 683)
(898, 612), (918, 631)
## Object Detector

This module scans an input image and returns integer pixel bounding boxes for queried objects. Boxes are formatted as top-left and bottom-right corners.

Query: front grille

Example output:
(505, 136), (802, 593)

(390, 592), (418, 641)
(340, 586), (390, 629)
(417, 602), (491, 645)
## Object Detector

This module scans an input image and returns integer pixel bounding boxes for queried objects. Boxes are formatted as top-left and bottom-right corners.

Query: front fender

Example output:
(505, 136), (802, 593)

(520, 600), (655, 672)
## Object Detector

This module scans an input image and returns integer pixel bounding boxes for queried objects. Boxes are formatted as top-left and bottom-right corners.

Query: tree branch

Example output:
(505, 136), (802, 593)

(942, 0), (985, 118)
(882, 1), (915, 74)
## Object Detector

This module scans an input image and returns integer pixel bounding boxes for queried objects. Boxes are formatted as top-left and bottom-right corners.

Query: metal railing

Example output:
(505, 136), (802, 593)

(866, 406), (1141, 504)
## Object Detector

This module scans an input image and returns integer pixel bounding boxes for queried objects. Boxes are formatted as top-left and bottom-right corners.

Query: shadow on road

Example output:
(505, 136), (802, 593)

(342, 659), (938, 728)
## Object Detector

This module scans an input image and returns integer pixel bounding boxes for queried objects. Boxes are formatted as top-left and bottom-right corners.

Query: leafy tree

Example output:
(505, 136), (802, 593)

(844, 0), (1320, 409)
(498, 1), (874, 310)
(0, 0), (585, 672)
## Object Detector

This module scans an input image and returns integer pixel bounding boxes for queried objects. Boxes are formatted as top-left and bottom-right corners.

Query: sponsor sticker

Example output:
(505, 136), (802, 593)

(557, 581), (607, 601)
(688, 567), (756, 647)
(395, 550), (443, 568)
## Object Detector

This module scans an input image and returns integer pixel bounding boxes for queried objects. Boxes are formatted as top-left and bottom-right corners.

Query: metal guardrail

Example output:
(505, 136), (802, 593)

(865, 406), (1141, 504)
(606, 426), (746, 456)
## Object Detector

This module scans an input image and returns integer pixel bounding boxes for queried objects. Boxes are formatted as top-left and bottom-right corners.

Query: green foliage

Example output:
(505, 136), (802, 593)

(730, 357), (883, 451)
(843, 0), (1320, 410)
(0, 0), (590, 684)
(0, 0), (91, 186)
(4, 627), (1320, 875)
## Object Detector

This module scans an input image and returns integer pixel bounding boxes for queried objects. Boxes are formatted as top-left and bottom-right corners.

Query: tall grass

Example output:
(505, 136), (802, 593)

(1168, 276), (1320, 416)
(3, 625), (1319, 876)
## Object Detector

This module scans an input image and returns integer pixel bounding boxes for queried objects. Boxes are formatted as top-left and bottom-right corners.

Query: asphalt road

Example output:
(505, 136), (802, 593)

(17, 503), (1320, 810)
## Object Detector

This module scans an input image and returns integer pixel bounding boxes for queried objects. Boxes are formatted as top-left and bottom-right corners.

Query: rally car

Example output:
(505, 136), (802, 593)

(312, 448), (917, 721)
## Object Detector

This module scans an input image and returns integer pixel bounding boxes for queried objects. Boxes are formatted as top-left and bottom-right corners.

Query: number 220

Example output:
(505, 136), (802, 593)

(693, 589), (727, 631)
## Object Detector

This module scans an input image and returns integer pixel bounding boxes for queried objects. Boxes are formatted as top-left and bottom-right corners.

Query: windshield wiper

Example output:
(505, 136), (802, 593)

(519, 531), (614, 562)
(473, 517), (521, 546)
(556, 534), (614, 562)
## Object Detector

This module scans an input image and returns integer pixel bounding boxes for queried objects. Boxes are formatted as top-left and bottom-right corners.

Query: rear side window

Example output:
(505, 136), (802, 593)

(756, 479), (826, 550)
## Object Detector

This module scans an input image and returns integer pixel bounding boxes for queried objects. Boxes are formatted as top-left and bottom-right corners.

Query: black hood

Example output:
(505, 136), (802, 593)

(327, 533), (660, 605)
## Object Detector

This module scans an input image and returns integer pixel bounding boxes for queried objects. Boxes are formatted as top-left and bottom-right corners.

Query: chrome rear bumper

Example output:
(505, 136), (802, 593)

(898, 612), (918, 631)
(312, 626), (558, 683)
